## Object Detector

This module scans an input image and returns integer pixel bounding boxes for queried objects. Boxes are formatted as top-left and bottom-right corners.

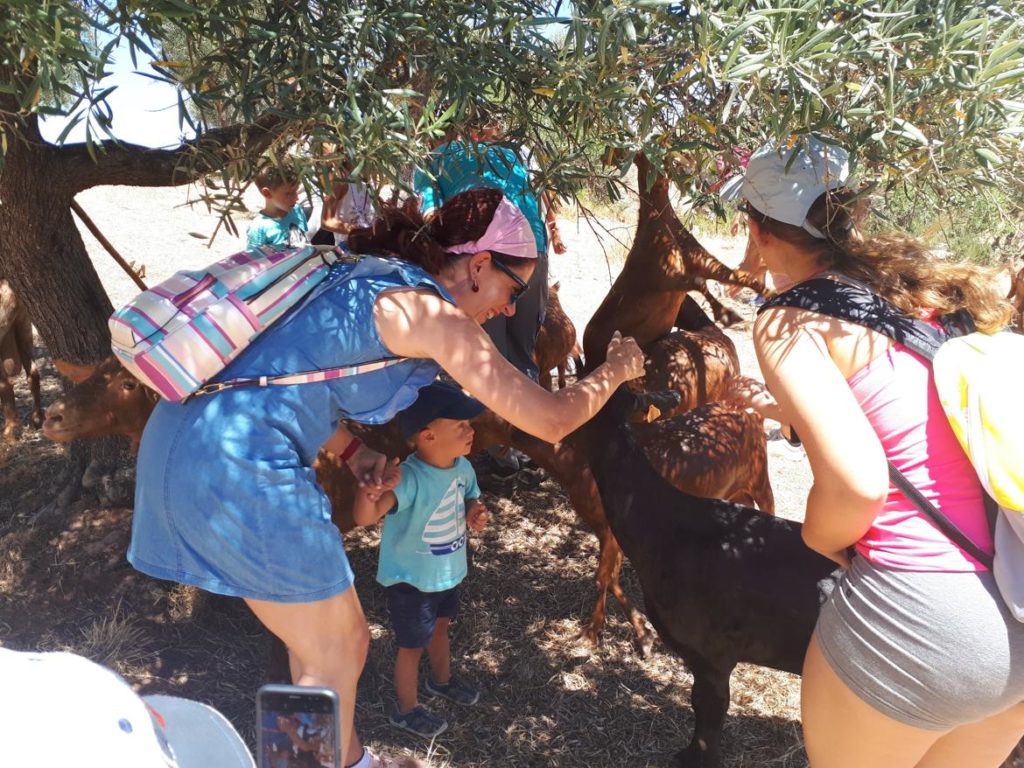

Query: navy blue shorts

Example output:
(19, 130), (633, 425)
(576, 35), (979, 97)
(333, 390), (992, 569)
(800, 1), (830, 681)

(386, 583), (459, 649)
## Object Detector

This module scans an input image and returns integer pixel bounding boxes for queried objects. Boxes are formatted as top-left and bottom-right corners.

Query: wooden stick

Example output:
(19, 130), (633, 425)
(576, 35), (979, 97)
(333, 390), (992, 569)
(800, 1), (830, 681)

(70, 200), (148, 291)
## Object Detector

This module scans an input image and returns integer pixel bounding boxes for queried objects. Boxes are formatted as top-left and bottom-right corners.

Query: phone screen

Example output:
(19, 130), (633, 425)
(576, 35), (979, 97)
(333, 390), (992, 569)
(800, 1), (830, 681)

(258, 686), (340, 768)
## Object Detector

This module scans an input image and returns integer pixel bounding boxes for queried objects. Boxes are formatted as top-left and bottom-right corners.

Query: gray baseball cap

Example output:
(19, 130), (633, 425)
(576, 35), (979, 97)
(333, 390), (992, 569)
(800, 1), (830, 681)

(720, 136), (851, 238)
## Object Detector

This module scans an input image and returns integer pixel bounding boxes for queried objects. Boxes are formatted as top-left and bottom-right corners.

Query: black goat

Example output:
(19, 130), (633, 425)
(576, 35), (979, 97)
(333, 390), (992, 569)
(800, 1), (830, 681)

(579, 387), (841, 768)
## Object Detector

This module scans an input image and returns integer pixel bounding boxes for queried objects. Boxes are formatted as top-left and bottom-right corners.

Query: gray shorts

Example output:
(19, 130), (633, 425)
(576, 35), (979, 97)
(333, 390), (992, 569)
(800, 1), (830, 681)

(816, 555), (1024, 730)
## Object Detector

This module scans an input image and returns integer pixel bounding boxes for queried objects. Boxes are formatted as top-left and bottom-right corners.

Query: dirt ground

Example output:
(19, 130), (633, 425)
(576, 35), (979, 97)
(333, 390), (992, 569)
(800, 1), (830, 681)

(1, 184), (1017, 767)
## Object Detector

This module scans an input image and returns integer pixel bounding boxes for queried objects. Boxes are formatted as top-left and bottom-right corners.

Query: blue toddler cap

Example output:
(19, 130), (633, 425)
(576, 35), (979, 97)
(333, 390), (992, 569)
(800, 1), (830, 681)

(398, 381), (485, 440)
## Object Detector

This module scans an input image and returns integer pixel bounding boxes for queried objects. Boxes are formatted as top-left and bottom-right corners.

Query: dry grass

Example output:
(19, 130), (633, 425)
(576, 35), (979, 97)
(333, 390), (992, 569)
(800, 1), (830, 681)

(2, 416), (810, 767)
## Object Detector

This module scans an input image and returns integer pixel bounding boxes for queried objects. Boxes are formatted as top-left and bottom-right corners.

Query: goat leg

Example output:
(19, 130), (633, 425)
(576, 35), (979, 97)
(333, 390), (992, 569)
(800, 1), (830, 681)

(604, 537), (656, 658)
(15, 318), (42, 428)
(693, 287), (744, 328)
(678, 661), (732, 768)
(579, 528), (616, 647)
(669, 232), (768, 298)
(0, 368), (17, 442)
(538, 367), (553, 391)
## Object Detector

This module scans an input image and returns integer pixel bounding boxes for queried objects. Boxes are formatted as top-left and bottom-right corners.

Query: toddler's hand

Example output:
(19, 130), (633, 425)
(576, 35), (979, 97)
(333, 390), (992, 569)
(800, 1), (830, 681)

(468, 502), (489, 532)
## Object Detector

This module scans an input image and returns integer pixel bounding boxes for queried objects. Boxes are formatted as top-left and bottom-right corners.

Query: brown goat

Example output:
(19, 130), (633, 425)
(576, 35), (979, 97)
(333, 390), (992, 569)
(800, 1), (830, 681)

(47, 358), (160, 454)
(627, 297), (740, 419)
(43, 357), (400, 525)
(534, 281), (582, 390)
(633, 402), (773, 512)
(582, 153), (765, 369)
(1, 279), (44, 441)
(469, 400), (773, 656)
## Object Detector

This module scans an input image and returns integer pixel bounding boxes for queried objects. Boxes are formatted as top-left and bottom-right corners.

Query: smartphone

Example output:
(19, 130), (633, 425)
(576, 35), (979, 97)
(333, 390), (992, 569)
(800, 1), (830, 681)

(257, 683), (341, 768)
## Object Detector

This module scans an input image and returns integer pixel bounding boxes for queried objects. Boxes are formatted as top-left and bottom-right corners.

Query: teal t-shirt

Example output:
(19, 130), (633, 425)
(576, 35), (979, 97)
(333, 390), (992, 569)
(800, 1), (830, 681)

(376, 454), (481, 592)
(246, 205), (309, 249)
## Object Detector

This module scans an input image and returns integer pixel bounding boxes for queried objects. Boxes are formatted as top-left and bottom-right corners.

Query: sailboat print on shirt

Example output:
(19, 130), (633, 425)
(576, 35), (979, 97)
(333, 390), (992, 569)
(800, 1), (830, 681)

(421, 477), (468, 555)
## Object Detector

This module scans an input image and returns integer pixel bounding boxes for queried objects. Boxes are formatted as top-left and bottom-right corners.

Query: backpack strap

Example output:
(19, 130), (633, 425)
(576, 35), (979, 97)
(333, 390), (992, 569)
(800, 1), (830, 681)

(191, 357), (407, 397)
(760, 275), (994, 565)
(889, 464), (994, 568)
(758, 276), (946, 360)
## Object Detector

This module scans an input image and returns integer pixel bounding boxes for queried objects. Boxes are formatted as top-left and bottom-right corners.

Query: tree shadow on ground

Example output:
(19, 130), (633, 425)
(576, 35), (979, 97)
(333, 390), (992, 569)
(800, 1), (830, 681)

(1, 421), (810, 767)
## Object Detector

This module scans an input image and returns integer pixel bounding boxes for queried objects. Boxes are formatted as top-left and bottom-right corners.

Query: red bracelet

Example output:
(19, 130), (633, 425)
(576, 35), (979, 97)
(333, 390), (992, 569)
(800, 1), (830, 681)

(339, 437), (362, 463)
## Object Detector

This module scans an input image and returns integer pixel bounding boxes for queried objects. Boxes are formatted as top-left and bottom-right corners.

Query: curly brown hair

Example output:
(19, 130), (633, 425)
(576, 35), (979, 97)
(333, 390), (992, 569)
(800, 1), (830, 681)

(347, 187), (534, 275)
(751, 189), (1013, 333)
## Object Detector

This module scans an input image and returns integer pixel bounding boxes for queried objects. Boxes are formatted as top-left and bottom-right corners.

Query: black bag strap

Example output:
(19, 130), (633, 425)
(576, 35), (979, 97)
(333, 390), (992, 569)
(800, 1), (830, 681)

(760, 275), (993, 564)
(759, 276), (948, 360)
(889, 464), (993, 568)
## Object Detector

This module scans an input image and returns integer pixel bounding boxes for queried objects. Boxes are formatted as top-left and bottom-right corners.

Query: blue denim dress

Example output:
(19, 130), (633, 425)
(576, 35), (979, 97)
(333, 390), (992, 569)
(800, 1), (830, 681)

(128, 257), (453, 602)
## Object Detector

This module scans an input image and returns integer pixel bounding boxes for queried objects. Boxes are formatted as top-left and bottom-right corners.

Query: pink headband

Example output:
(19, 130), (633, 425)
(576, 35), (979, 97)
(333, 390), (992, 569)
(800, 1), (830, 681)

(444, 195), (538, 260)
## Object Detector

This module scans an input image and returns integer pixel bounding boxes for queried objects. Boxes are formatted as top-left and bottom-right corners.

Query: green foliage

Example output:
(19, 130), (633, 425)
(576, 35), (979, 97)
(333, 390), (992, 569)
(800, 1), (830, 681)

(3, 0), (1024, 219)
(872, 184), (1023, 266)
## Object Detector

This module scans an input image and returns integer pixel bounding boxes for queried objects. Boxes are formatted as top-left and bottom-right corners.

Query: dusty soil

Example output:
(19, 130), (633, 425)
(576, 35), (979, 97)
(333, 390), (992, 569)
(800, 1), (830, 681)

(3, 184), (1010, 767)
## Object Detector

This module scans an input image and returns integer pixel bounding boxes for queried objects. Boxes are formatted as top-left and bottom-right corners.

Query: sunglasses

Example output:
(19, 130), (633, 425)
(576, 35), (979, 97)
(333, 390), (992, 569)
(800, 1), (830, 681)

(490, 258), (529, 305)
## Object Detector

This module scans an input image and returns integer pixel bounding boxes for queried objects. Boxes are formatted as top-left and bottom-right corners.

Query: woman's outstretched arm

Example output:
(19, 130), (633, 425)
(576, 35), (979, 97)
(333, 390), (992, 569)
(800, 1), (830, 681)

(375, 289), (644, 443)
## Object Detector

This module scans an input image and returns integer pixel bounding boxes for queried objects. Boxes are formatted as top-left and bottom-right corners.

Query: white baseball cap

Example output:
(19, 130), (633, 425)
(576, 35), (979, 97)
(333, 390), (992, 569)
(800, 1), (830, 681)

(720, 136), (851, 238)
(0, 648), (255, 768)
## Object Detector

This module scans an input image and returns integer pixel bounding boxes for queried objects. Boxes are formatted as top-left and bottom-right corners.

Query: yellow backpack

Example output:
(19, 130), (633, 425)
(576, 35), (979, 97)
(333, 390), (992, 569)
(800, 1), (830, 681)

(932, 330), (1024, 512)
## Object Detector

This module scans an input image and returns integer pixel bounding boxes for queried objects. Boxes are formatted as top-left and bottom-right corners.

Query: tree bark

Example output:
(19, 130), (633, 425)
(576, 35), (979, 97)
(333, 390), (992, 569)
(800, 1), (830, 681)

(0, 97), (285, 521)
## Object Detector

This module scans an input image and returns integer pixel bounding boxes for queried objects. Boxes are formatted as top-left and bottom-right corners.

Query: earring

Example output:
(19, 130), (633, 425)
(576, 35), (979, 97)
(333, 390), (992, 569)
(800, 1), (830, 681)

(471, 281), (480, 292)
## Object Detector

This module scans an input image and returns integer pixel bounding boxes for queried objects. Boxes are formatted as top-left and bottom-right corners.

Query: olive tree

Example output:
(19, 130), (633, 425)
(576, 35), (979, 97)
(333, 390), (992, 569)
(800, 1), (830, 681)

(2, 0), (1022, 494)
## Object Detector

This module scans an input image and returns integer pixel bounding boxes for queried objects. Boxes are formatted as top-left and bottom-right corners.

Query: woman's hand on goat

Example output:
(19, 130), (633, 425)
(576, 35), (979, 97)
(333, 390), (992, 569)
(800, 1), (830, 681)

(605, 331), (645, 383)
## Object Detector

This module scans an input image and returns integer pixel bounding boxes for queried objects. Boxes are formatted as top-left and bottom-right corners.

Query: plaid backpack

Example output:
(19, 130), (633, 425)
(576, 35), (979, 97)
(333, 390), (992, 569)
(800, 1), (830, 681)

(110, 245), (403, 401)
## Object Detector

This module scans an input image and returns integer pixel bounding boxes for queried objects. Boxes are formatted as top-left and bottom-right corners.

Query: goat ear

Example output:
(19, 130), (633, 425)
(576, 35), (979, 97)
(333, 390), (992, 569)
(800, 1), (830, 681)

(640, 403), (662, 423)
(54, 359), (97, 383)
(633, 390), (681, 421)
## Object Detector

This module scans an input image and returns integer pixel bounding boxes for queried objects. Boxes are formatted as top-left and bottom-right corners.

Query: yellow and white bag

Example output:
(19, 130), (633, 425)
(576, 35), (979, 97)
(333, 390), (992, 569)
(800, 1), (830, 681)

(932, 331), (1024, 513)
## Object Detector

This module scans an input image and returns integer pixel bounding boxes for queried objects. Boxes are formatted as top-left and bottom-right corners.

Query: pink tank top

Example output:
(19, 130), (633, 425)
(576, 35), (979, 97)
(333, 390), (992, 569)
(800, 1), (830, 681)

(847, 342), (992, 572)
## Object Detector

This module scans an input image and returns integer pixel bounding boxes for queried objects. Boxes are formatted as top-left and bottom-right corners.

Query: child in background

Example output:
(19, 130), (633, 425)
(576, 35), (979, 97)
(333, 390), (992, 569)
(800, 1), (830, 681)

(353, 382), (491, 739)
(247, 165), (309, 249)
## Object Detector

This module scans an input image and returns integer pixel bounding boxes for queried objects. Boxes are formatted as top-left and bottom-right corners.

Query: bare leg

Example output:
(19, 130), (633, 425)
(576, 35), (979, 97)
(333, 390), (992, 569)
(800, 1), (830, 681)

(394, 646), (425, 714)
(426, 617), (451, 684)
(801, 633), (943, 767)
(246, 586), (369, 768)
(915, 701), (1024, 767)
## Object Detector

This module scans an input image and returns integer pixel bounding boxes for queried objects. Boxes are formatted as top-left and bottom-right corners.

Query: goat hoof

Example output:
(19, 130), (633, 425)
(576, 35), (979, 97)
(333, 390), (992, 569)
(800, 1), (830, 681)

(636, 630), (656, 660)
(676, 747), (717, 768)
(2, 425), (19, 443)
(576, 624), (602, 648)
(30, 411), (44, 429)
